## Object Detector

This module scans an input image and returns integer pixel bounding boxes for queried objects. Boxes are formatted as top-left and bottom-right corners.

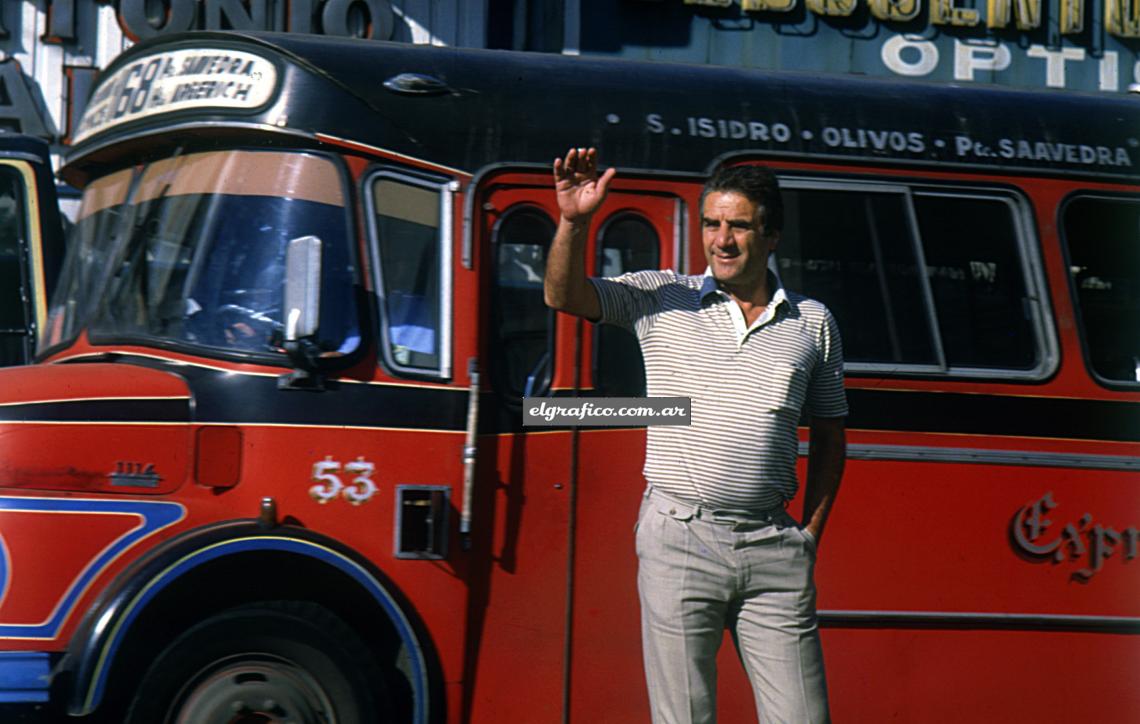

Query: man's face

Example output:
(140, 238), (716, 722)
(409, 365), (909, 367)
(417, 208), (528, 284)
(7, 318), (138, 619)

(701, 190), (778, 293)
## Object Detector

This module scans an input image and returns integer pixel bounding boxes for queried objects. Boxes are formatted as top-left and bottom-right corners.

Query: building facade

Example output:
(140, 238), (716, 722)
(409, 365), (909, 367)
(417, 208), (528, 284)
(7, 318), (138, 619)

(1, 0), (1137, 165)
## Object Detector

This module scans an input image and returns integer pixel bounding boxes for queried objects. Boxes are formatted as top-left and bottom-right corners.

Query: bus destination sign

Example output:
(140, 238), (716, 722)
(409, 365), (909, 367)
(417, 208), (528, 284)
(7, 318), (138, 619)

(74, 49), (278, 145)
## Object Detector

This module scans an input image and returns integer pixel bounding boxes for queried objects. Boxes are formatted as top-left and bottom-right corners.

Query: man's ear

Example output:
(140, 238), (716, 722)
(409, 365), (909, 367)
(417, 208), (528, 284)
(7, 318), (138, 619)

(767, 230), (781, 253)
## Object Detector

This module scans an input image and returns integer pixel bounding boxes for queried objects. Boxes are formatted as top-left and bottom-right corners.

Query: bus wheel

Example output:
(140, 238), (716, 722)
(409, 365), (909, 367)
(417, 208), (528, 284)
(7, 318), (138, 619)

(124, 601), (386, 724)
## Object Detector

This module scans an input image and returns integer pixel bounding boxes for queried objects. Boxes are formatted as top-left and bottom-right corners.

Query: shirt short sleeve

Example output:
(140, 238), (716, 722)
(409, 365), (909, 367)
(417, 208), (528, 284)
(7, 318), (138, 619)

(807, 306), (849, 418)
(588, 271), (671, 332)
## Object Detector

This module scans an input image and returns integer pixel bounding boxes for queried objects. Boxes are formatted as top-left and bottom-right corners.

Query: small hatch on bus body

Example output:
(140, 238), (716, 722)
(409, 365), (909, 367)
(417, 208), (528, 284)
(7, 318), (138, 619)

(395, 485), (451, 559)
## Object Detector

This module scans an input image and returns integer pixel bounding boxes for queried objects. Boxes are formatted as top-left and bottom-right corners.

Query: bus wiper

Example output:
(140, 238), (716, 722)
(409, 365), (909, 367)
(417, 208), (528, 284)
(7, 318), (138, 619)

(104, 146), (186, 327)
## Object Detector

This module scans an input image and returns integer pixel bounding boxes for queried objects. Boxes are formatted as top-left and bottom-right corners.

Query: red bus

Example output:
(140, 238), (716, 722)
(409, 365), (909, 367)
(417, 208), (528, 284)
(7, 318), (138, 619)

(0, 31), (1137, 723)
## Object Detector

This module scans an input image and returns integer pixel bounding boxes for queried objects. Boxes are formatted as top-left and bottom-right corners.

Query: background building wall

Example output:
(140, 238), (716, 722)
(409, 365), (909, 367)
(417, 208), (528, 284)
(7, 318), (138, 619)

(0, 0), (488, 156)
(0, 0), (1134, 165)
(578, 0), (1140, 94)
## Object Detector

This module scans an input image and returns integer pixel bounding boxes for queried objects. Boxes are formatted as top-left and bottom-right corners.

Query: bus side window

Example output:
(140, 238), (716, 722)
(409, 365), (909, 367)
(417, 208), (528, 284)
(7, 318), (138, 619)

(594, 213), (658, 396)
(0, 167), (28, 366)
(1062, 195), (1140, 386)
(492, 206), (556, 398)
(779, 189), (936, 366)
(370, 174), (447, 376)
(779, 181), (1046, 378)
(913, 193), (1034, 369)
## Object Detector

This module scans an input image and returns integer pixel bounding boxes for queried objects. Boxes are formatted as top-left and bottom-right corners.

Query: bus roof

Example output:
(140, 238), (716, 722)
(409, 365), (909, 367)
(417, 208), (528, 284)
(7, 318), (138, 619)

(63, 30), (1140, 184)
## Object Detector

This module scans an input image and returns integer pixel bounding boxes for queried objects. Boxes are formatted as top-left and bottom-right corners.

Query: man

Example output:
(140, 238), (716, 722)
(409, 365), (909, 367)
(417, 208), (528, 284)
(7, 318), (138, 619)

(544, 147), (847, 724)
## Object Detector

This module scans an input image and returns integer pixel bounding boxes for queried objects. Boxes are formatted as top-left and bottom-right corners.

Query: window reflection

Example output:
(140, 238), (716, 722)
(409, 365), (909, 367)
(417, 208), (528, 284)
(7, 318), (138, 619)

(915, 194), (1033, 369)
(372, 178), (442, 371)
(1063, 195), (1140, 384)
(780, 190), (934, 365)
(48, 150), (359, 359)
(0, 167), (28, 365)
(492, 207), (555, 398)
(779, 182), (1041, 376)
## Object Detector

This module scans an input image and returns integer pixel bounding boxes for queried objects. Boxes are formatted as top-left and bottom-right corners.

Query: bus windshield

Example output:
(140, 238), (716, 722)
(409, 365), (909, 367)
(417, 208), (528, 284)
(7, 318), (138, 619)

(47, 149), (359, 358)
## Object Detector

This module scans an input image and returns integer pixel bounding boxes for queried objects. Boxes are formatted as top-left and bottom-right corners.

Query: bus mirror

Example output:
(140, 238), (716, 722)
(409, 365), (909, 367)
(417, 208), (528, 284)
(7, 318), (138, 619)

(283, 235), (322, 342)
(278, 235), (325, 390)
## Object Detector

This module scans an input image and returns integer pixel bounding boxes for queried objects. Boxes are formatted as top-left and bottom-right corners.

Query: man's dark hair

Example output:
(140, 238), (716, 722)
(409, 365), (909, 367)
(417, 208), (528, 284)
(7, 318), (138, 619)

(702, 165), (783, 234)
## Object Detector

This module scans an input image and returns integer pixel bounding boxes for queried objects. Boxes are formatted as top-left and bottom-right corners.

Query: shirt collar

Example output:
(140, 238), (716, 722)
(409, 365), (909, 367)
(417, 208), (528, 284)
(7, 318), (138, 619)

(699, 267), (789, 310)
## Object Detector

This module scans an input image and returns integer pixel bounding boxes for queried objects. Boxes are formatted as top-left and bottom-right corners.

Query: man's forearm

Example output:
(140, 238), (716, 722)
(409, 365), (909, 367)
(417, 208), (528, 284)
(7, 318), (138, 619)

(802, 416), (846, 544)
(544, 216), (601, 320)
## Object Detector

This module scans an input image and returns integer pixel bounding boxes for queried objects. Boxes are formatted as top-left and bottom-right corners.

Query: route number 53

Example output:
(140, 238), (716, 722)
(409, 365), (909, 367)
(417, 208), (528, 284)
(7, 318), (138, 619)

(310, 456), (377, 505)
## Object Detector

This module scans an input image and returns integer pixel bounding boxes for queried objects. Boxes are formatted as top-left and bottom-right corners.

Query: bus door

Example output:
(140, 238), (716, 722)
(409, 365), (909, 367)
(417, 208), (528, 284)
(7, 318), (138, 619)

(471, 173), (684, 722)
(568, 184), (687, 723)
(0, 136), (62, 366)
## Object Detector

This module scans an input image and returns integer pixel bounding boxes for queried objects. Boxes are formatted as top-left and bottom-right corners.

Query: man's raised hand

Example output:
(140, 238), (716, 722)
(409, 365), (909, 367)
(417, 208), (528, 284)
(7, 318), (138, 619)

(553, 147), (616, 223)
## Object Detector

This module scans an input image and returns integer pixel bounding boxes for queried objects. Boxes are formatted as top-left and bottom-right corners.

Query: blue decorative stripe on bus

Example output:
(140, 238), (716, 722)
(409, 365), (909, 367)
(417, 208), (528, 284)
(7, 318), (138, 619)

(0, 652), (51, 702)
(0, 498), (185, 639)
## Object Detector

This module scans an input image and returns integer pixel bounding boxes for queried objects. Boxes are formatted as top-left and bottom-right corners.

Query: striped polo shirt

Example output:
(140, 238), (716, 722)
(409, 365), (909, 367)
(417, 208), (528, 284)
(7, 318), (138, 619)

(590, 269), (848, 512)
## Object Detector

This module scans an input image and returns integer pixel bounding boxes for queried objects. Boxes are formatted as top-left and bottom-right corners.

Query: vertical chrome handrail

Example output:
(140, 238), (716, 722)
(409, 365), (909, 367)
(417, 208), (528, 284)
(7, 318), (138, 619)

(459, 356), (480, 550)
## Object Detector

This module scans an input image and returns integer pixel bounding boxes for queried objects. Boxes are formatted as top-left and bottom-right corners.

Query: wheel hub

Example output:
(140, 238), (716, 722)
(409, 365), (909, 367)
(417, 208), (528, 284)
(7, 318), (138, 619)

(174, 659), (337, 724)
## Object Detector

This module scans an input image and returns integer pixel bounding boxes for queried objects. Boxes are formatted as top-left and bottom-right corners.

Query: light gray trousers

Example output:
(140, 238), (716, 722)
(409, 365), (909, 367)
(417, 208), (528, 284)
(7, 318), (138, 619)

(635, 486), (829, 724)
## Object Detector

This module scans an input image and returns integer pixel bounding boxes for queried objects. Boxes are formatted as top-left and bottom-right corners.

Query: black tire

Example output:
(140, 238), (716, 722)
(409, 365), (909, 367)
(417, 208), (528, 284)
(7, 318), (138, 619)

(124, 601), (388, 724)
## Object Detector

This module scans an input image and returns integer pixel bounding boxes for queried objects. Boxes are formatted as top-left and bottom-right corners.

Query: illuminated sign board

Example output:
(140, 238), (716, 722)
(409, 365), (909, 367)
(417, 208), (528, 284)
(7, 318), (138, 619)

(73, 49), (278, 144)
(680, 0), (1138, 36)
(593, 0), (1140, 93)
